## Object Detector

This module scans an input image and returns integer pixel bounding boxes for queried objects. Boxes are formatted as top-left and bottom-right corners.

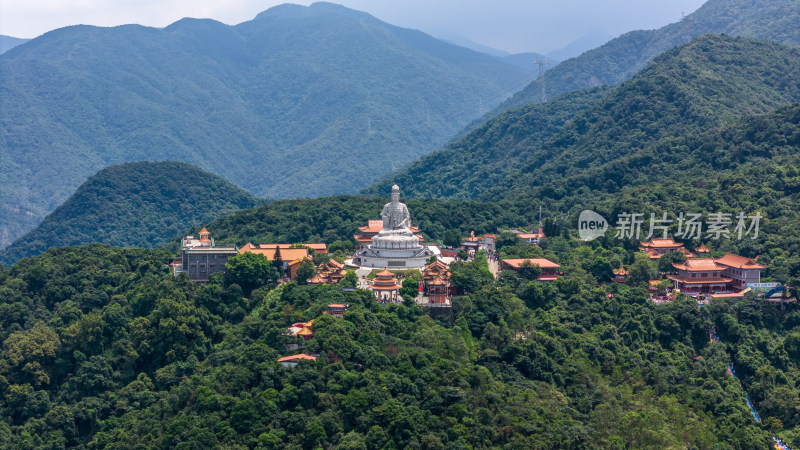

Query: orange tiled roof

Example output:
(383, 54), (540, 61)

(673, 259), (724, 271)
(304, 243), (328, 252)
(715, 253), (765, 269)
(199, 227), (211, 242)
(425, 260), (449, 270)
(240, 247), (309, 262)
(502, 258), (560, 269)
(376, 269), (395, 277)
(639, 238), (683, 249)
(259, 244), (292, 249)
(711, 292), (745, 298)
(278, 353), (316, 362)
(696, 243), (710, 253)
(613, 266), (628, 275)
(429, 276), (448, 286)
(371, 284), (402, 290)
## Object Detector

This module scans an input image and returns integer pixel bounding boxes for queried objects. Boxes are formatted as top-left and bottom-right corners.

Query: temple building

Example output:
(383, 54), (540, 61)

(695, 243), (711, 256)
(177, 227), (238, 282)
(308, 259), (347, 285)
(516, 228), (546, 245)
(325, 303), (349, 318)
(714, 253), (765, 291)
(239, 244), (311, 279)
(370, 270), (402, 304)
(612, 266), (629, 283)
(255, 243), (327, 254)
(354, 185), (433, 269)
(278, 353), (316, 367)
(667, 259), (731, 297)
(500, 258), (561, 282)
(459, 232), (497, 257)
(423, 259), (451, 304)
(639, 238), (694, 260)
(667, 253), (765, 297)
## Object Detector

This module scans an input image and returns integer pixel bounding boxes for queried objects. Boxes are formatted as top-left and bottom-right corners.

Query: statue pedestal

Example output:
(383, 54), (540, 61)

(356, 230), (432, 269)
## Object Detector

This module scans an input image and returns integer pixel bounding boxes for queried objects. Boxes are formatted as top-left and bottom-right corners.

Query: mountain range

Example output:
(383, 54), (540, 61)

(474, 0), (800, 128)
(0, 35), (29, 54)
(0, 2), (530, 248)
(371, 34), (800, 206)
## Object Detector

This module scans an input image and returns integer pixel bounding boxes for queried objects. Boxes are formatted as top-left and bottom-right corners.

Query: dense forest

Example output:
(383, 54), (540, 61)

(0, 2), (531, 248)
(0, 162), (261, 267)
(363, 87), (610, 200)
(3, 1), (800, 447)
(0, 231), (797, 447)
(370, 34), (800, 203)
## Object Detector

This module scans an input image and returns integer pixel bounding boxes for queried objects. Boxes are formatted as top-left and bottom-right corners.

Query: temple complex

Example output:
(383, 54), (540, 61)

(354, 185), (433, 269)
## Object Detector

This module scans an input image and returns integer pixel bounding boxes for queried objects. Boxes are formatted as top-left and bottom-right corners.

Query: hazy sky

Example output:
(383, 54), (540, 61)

(1, 0), (708, 53)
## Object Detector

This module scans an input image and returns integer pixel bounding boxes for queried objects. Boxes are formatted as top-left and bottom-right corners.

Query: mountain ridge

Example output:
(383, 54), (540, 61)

(466, 0), (800, 133)
(0, 161), (261, 266)
(0, 2), (530, 248)
(368, 34), (800, 205)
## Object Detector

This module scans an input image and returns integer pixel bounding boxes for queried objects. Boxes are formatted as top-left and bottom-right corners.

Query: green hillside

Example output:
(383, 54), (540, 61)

(480, 0), (800, 125)
(2, 93), (800, 443)
(0, 2), (531, 248)
(0, 162), (260, 266)
(484, 35), (800, 203)
(363, 87), (609, 199)
(0, 238), (791, 446)
(375, 35), (800, 204)
(0, 35), (28, 55)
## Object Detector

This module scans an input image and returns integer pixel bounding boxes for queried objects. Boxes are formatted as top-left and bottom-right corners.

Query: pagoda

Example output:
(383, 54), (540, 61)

(370, 270), (402, 304)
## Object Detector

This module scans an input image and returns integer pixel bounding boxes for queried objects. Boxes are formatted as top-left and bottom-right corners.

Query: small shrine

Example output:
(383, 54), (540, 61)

(370, 270), (402, 304)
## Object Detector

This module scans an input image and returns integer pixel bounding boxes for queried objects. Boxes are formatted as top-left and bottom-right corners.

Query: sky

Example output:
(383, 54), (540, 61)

(0, 0), (708, 54)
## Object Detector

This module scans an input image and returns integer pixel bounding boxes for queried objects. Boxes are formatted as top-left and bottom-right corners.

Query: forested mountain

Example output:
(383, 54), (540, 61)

(0, 36), (29, 55)
(0, 2), (531, 248)
(373, 35), (800, 202)
(0, 236), (792, 446)
(2, 93), (800, 443)
(363, 87), (609, 199)
(0, 162), (260, 266)
(477, 0), (800, 127)
(482, 35), (800, 203)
